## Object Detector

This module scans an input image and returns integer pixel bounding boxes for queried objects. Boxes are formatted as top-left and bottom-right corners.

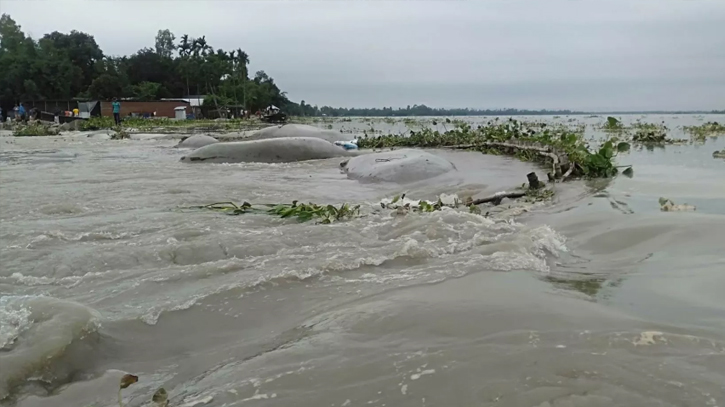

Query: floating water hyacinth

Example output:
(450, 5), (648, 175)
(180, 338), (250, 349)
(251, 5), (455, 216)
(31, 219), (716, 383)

(356, 118), (630, 179)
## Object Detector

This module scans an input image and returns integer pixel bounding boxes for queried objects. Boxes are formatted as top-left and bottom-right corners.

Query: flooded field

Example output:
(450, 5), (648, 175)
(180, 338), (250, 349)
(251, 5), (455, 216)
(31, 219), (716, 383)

(1, 114), (725, 407)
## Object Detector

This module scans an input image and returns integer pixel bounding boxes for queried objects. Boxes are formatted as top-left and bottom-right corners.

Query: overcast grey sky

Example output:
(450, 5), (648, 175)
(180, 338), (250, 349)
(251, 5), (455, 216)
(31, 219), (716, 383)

(2, 0), (724, 110)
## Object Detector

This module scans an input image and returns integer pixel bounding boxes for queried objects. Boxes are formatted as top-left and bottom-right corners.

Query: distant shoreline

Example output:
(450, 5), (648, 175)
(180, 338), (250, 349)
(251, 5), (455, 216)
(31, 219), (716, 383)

(304, 110), (724, 117)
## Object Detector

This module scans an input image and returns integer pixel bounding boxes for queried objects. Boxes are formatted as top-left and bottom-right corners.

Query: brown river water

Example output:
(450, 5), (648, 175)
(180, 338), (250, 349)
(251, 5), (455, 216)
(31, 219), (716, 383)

(1, 115), (724, 407)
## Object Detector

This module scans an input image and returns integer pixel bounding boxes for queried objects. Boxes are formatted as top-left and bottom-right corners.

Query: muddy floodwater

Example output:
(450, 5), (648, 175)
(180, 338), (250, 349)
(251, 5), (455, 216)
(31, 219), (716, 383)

(1, 115), (725, 407)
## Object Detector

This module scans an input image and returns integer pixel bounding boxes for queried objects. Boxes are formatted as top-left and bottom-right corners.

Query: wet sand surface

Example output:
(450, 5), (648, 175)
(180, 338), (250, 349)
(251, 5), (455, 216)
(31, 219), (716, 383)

(1, 115), (724, 407)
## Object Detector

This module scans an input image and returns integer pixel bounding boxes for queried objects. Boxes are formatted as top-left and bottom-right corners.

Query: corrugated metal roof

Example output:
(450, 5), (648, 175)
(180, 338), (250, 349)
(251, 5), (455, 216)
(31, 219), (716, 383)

(161, 96), (205, 107)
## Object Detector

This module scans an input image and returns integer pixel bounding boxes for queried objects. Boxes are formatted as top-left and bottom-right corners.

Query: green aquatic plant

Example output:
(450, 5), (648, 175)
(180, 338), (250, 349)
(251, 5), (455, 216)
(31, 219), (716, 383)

(80, 116), (265, 132)
(714, 149), (725, 158)
(684, 121), (725, 141)
(268, 202), (361, 224)
(110, 126), (130, 140)
(631, 121), (669, 143)
(12, 123), (59, 137)
(357, 118), (628, 179)
(601, 116), (625, 132)
(190, 201), (361, 224)
(191, 187), (555, 223)
(380, 194), (448, 213)
(82, 116), (115, 131)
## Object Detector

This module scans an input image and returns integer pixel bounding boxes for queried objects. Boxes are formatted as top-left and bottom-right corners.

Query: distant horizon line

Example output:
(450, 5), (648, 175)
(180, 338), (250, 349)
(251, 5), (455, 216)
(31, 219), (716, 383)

(321, 109), (724, 114)
(296, 104), (723, 114)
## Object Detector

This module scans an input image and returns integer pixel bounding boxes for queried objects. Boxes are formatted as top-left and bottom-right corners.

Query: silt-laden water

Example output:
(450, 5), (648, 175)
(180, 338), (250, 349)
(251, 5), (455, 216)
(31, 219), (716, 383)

(1, 114), (724, 407)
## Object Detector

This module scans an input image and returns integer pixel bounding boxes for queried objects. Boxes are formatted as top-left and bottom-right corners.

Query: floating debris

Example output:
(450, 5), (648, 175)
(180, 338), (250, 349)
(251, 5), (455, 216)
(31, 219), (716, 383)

(659, 197), (696, 212)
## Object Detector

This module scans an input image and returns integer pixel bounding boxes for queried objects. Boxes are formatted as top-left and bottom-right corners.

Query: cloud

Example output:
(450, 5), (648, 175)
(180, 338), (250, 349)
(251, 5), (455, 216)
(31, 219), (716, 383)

(3, 0), (724, 110)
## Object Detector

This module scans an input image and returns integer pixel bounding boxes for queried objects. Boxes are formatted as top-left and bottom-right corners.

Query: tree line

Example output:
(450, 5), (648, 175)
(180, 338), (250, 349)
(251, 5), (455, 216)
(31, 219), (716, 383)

(294, 104), (581, 117)
(0, 14), (295, 113)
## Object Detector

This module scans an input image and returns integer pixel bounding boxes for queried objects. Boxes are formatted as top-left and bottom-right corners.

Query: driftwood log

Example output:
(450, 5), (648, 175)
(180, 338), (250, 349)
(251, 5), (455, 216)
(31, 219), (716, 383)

(470, 191), (526, 206)
(469, 171), (543, 206)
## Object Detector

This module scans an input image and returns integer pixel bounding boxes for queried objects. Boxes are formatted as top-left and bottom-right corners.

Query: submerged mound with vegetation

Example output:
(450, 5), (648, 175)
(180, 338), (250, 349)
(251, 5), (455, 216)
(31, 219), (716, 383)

(356, 118), (629, 179)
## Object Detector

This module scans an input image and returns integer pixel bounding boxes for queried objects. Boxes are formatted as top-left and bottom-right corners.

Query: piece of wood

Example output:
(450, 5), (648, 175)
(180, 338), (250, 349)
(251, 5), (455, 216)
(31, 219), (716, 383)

(470, 191), (526, 206)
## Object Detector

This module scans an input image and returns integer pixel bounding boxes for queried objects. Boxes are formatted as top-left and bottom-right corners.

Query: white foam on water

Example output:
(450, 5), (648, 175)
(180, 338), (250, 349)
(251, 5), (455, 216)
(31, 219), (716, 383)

(0, 296), (101, 400)
(0, 297), (34, 349)
(1, 271), (108, 287)
(133, 205), (569, 325)
(24, 230), (136, 249)
(141, 297), (202, 325)
(410, 369), (436, 381)
(180, 394), (215, 406)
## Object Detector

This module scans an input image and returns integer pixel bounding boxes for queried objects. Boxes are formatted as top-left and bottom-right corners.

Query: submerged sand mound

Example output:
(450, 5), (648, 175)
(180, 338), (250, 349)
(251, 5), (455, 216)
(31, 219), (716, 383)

(180, 137), (358, 164)
(175, 134), (219, 149)
(245, 124), (347, 144)
(343, 149), (456, 183)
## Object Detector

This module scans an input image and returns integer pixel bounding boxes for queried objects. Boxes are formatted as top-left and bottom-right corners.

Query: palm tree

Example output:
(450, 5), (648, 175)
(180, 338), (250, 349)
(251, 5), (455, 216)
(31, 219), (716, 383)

(178, 34), (190, 57)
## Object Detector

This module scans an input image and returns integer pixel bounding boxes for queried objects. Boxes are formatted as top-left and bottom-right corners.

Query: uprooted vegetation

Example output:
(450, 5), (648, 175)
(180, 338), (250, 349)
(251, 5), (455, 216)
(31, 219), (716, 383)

(186, 176), (556, 224)
(356, 118), (630, 179)
(187, 201), (362, 224)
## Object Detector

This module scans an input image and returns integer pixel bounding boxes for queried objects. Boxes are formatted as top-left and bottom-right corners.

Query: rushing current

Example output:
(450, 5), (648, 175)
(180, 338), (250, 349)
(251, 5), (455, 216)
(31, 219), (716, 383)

(1, 115), (724, 407)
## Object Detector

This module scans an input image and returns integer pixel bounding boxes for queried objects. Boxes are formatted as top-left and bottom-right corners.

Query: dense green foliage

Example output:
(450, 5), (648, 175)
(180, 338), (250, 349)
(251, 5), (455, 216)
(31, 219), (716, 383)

(357, 118), (628, 178)
(0, 14), (294, 113)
